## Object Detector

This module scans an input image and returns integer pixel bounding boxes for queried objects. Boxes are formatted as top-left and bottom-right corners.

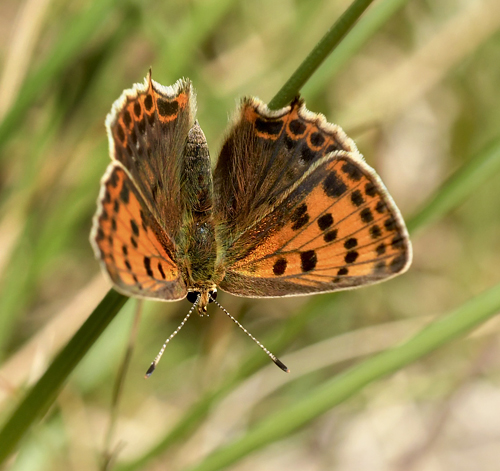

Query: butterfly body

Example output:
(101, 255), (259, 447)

(91, 72), (411, 316)
(178, 123), (220, 312)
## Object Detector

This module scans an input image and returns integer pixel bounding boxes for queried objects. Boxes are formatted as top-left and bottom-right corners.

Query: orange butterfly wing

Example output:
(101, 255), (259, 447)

(91, 164), (186, 300)
(91, 72), (198, 301)
(214, 98), (411, 297)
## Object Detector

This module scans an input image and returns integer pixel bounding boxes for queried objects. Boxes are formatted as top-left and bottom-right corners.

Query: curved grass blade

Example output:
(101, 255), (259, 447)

(407, 136), (500, 234)
(0, 290), (127, 466)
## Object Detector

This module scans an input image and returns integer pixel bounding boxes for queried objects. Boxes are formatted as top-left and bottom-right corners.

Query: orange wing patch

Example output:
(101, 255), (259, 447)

(91, 163), (187, 301)
(220, 152), (411, 297)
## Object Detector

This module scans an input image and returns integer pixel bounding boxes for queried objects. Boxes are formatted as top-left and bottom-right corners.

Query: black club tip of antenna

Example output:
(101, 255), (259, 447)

(274, 358), (290, 373)
(145, 363), (156, 378)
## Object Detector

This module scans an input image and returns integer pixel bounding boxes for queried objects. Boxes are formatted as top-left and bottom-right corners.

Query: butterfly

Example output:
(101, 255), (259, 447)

(90, 71), (412, 373)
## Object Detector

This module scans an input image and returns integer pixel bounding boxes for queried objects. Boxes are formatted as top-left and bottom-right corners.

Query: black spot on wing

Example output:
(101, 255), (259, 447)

(273, 258), (287, 276)
(391, 235), (405, 249)
(345, 251), (359, 264)
(134, 102), (141, 117)
(130, 219), (139, 237)
(341, 161), (362, 181)
(123, 110), (132, 128)
(255, 118), (283, 135)
(365, 182), (377, 197)
(350, 190), (364, 207)
(144, 256), (153, 277)
(310, 132), (325, 147)
(384, 217), (397, 231)
(300, 250), (317, 272)
(158, 262), (166, 279)
(300, 143), (317, 163)
(389, 254), (407, 273)
(116, 124), (125, 143)
(323, 171), (347, 198)
(119, 183), (130, 204)
(291, 203), (309, 230)
(344, 238), (357, 249)
(144, 94), (153, 111)
(317, 213), (333, 231)
(109, 171), (119, 188)
(360, 208), (374, 223)
(370, 225), (382, 239)
(289, 119), (306, 135)
(324, 229), (338, 243)
(157, 98), (178, 117)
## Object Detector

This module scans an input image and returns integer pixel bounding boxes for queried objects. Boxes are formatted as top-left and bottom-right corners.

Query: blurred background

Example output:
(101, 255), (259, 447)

(1, 0), (500, 470)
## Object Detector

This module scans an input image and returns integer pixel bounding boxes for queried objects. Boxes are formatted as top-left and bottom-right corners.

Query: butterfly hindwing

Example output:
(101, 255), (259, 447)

(215, 101), (411, 297)
(106, 72), (196, 242)
(91, 163), (187, 301)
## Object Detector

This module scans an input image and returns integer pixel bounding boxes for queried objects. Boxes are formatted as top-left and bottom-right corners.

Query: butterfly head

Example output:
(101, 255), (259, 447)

(186, 289), (218, 315)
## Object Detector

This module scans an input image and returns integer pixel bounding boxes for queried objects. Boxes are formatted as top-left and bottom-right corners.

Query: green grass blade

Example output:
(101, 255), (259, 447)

(268, 0), (376, 109)
(0, 290), (127, 466)
(407, 136), (500, 234)
(184, 282), (500, 471)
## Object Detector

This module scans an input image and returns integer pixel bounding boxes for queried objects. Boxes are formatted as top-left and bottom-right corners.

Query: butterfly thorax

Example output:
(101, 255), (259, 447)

(180, 123), (220, 313)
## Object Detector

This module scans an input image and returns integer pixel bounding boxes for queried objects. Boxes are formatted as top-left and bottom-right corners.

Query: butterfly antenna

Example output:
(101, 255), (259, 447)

(145, 294), (199, 378)
(210, 296), (290, 373)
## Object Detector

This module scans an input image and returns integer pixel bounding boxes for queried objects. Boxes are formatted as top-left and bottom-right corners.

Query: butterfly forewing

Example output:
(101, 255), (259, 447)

(106, 73), (196, 242)
(215, 100), (411, 297)
(91, 163), (187, 301)
(214, 97), (357, 244)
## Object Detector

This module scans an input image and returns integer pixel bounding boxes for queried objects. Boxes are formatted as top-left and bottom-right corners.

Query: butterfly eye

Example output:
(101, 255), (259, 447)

(187, 291), (200, 304)
(208, 289), (217, 302)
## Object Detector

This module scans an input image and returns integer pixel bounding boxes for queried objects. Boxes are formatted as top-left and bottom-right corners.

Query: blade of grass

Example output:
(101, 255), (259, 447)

(268, 0), (376, 109)
(407, 136), (500, 234)
(0, 290), (127, 466)
(102, 300), (143, 470)
(184, 282), (500, 471)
